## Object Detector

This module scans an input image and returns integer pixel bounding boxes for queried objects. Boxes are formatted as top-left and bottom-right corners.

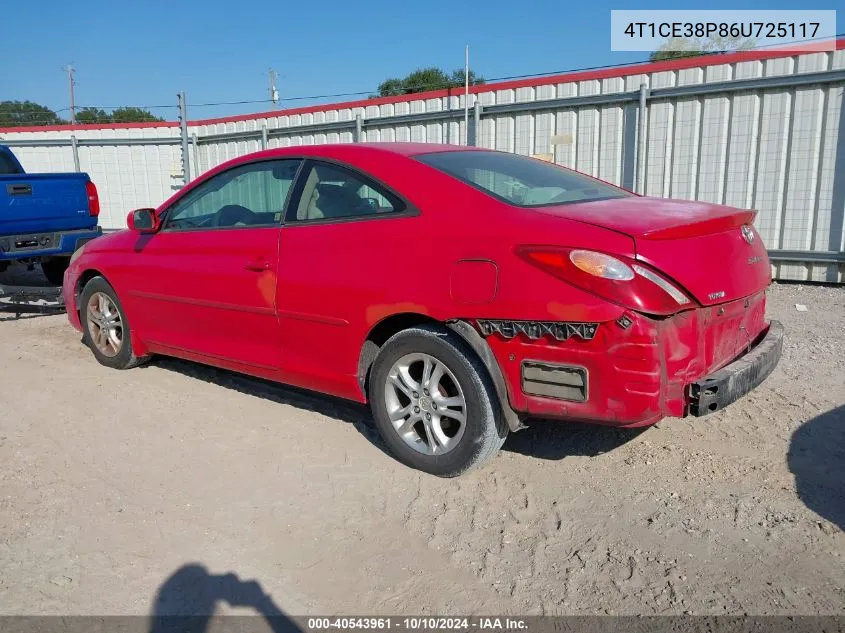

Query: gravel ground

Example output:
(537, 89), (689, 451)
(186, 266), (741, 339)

(0, 271), (842, 617)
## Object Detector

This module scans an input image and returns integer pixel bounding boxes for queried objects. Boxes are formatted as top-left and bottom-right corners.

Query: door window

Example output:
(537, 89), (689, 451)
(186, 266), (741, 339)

(0, 152), (22, 175)
(289, 162), (404, 222)
(163, 159), (302, 231)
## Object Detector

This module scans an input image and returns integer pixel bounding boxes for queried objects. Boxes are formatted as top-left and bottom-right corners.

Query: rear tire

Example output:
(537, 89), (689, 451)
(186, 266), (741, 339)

(41, 257), (69, 286)
(369, 324), (508, 477)
(79, 276), (148, 370)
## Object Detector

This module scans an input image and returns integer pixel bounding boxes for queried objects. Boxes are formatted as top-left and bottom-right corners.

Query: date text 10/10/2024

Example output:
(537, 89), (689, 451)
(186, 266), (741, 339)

(307, 618), (528, 631)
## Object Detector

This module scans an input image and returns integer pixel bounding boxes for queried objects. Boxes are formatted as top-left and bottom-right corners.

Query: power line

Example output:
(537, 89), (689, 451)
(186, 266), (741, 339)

(176, 34), (845, 109)
(3, 34), (842, 125)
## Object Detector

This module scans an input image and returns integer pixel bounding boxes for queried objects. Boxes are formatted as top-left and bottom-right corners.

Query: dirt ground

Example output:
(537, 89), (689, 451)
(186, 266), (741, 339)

(0, 273), (843, 617)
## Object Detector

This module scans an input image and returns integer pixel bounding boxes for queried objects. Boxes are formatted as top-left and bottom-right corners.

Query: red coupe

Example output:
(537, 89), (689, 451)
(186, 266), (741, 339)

(63, 143), (783, 477)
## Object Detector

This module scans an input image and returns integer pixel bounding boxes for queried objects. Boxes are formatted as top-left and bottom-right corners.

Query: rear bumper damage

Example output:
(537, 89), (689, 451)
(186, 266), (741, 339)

(477, 292), (782, 428)
(688, 320), (784, 416)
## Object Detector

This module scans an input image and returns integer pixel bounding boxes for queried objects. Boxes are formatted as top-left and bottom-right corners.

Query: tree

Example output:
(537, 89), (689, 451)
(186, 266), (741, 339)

(73, 106), (164, 124)
(110, 107), (164, 123)
(0, 101), (164, 127)
(649, 36), (756, 61)
(0, 100), (67, 127)
(373, 66), (485, 98)
(75, 107), (112, 124)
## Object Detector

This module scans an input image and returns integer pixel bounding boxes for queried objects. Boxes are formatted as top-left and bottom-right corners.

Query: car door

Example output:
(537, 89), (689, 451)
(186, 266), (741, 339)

(124, 158), (302, 373)
(275, 159), (418, 398)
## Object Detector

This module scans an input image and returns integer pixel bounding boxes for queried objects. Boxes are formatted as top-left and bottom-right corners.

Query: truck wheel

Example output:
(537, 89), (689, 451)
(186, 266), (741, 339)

(79, 276), (148, 370)
(41, 257), (69, 286)
(368, 324), (508, 477)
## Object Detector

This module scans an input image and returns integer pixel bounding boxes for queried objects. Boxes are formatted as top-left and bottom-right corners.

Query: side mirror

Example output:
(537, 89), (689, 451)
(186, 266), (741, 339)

(127, 208), (160, 233)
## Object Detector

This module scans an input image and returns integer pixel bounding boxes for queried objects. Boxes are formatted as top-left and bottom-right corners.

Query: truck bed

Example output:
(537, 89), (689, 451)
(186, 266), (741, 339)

(1, 172), (98, 234)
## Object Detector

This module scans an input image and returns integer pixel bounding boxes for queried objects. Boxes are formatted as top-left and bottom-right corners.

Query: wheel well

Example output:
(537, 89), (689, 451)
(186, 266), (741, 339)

(357, 314), (525, 432)
(357, 313), (441, 396)
(76, 269), (107, 304)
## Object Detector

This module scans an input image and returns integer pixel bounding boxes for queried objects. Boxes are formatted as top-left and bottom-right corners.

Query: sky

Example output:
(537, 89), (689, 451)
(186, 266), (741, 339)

(1, 0), (841, 122)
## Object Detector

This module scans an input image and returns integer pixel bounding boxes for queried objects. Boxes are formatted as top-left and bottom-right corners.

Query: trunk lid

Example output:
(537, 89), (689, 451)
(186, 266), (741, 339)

(534, 196), (771, 305)
(0, 173), (96, 234)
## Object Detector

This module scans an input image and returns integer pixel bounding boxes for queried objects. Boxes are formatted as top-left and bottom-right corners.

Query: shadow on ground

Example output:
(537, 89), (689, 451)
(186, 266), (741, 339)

(788, 404), (845, 530)
(150, 356), (642, 464)
(504, 417), (644, 460)
(149, 564), (301, 633)
(148, 357), (390, 457)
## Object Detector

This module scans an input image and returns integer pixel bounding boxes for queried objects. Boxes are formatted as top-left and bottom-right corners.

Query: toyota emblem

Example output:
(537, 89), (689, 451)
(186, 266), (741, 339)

(741, 225), (755, 244)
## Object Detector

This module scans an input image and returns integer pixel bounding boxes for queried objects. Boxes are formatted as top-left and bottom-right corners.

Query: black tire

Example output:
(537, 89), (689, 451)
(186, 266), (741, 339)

(368, 324), (508, 477)
(41, 257), (69, 286)
(79, 276), (148, 370)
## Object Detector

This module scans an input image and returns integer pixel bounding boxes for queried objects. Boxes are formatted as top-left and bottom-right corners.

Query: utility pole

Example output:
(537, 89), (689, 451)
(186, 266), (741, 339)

(177, 92), (190, 183)
(268, 68), (279, 107)
(464, 46), (469, 146)
(65, 65), (77, 124)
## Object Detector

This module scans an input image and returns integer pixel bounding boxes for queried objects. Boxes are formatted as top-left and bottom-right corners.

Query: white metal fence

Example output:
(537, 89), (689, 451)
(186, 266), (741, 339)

(2, 46), (844, 282)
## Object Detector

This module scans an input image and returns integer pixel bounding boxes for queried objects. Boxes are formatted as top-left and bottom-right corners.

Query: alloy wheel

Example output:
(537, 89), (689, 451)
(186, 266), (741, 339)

(384, 352), (467, 455)
(86, 291), (123, 358)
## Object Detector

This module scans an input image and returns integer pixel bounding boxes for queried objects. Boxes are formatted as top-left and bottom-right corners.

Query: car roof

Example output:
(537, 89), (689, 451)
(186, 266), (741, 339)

(346, 142), (484, 156)
(243, 142), (485, 161)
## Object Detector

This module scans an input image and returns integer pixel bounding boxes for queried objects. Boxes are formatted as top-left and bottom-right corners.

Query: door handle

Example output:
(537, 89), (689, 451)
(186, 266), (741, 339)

(244, 258), (272, 272)
(6, 184), (32, 196)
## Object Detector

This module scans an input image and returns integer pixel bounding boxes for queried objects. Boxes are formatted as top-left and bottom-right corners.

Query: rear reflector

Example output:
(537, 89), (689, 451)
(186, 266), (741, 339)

(522, 361), (587, 402)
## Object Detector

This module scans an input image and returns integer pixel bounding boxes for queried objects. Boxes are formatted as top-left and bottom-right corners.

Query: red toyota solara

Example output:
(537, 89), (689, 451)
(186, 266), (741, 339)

(64, 143), (783, 476)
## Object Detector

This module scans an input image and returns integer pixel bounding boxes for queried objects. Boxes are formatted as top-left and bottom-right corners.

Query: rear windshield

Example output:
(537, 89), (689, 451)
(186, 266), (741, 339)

(416, 150), (630, 207)
(0, 151), (23, 175)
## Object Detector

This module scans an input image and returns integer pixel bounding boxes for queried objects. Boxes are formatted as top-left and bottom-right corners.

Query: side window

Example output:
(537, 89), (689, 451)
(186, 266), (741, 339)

(0, 151), (22, 175)
(164, 159), (301, 231)
(289, 162), (404, 222)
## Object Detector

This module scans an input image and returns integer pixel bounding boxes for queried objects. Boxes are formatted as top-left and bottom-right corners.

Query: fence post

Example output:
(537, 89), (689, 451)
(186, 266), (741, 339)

(354, 114), (363, 143)
(191, 133), (199, 178)
(261, 124), (269, 150)
(635, 82), (649, 195)
(471, 101), (482, 146)
(70, 135), (80, 172)
(177, 92), (191, 183)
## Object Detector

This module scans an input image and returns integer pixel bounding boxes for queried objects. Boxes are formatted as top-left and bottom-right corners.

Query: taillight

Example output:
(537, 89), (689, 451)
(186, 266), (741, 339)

(516, 246), (694, 316)
(569, 250), (634, 280)
(85, 180), (100, 218)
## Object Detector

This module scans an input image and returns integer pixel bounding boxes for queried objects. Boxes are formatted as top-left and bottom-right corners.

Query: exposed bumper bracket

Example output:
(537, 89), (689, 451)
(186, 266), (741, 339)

(688, 320), (784, 416)
(446, 319), (527, 432)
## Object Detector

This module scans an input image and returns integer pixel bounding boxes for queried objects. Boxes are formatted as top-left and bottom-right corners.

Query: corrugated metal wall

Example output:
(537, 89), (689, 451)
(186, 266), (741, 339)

(2, 47), (844, 282)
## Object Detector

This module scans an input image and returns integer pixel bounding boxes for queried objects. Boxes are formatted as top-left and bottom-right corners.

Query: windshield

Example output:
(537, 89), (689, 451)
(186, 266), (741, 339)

(415, 150), (631, 207)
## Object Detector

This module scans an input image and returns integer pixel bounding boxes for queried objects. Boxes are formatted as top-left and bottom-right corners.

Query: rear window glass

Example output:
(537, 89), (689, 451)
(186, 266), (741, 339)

(416, 150), (630, 207)
(0, 151), (23, 175)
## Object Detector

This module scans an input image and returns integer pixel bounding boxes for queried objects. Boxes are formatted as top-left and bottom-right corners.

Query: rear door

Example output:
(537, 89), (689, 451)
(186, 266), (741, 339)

(121, 158), (302, 372)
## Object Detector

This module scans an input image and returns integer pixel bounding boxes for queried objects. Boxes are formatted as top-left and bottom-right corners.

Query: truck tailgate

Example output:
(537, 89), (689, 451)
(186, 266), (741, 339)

(1, 173), (96, 234)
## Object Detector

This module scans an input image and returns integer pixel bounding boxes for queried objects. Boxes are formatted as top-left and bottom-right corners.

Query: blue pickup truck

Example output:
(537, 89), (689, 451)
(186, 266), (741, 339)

(0, 144), (103, 285)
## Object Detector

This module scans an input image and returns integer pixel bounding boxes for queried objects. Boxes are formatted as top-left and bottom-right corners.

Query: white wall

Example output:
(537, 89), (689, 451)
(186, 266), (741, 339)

(2, 47), (843, 282)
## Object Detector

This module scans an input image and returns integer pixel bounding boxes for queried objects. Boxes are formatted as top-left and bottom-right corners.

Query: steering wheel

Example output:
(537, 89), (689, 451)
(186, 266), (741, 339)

(213, 204), (255, 227)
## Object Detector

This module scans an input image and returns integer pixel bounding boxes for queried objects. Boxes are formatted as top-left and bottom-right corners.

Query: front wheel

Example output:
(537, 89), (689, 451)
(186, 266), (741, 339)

(369, 325), (508, 477)
(79, 276), (148, 370)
